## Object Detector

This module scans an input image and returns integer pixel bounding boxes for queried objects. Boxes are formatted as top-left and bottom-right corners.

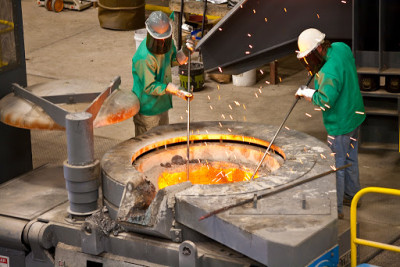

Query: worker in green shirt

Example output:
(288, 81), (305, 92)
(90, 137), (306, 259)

(295, 28), (366, 220)
(132, 11), (194, 136)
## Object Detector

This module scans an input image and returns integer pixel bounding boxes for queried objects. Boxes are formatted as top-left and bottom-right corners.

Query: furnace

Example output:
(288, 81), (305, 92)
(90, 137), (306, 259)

(100, 121), (339, 266)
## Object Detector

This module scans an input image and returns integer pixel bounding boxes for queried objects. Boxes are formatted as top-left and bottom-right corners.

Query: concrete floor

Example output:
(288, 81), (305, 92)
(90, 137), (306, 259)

(20, 0), (400, 265)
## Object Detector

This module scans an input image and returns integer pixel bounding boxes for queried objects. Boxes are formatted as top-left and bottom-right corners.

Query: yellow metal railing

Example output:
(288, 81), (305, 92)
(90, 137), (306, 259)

(0, 19), (15, 68)
(351, 187), (400, 267)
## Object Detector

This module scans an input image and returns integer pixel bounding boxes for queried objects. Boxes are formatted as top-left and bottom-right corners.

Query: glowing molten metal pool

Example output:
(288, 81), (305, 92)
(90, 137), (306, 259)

(132, 134), (284, 190)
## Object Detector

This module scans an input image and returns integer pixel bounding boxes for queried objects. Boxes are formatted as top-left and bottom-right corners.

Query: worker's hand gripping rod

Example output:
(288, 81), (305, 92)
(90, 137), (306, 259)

(250, 74), (315, 180)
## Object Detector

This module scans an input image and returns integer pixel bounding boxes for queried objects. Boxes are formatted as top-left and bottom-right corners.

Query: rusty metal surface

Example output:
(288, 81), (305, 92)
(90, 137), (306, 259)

(0, 79), (140, 130)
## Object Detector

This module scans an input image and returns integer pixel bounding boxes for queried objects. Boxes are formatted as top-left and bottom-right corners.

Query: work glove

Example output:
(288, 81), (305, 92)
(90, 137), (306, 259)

(295, 85), (315, 102)
(181, 36), (196, 56)
(166, 83), (193, 101)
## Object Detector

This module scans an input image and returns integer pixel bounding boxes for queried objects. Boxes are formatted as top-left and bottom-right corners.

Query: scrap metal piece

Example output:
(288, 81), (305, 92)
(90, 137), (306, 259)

(117, 179), (156, 224)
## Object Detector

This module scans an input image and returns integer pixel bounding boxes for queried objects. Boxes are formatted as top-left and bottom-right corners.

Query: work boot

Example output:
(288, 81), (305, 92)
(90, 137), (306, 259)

(338, 212), (344, 220)
(343, 197), (361, 208)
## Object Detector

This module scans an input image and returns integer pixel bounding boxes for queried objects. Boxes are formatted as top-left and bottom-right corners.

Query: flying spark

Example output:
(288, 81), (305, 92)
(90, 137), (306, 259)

(243, 104), (247, 110)
(243, 116), (246, 121)
(328, 135), (335, 140)
(230, 115), (233, 120)
(350, 137), (357, 141)
(218, 27), (223, 31)
(217, 85), (220, 90)
(258, 88), (262, 93)
(234, 101), (240, 106)
(264, 17), (268, 22)
(317, 13), (320, 19)
(209, 105), (213, 110)
(255, 93), (259, 98)
(218, 67), (223, 73)
(320, 154), (326, 159)
(285, 126), (290, 130)
(229, 104), (233, 110)
(351, 143), (354, 149)
(330, 165), (337, 171)
(284, 8), (287, 12)
(219, 122), (223, 127)
(305, 113), (312, 117)
(228, 128), (232, 132)
(324, 104), (331, 108)
(260, 70), (264, 74)
(265, 80), (270, 84)
(320, 106), (326, 111)
(245, 51), (250, 55)
(207, 95), (211, 100)
(347, 153), (350, 157)
(249, 44), (253, 49)
(253, 9), (256, 14)
(247, 33), (252, 37)
(314, 108), (321, 111)
(355, 111), (365, 115)
(221, 114), (226, 119)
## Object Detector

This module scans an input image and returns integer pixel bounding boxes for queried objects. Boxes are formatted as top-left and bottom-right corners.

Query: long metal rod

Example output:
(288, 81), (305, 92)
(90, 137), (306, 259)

(250, 74), (315, 180)
(186, 52), (192, 181)
(199, 163), (352, 221)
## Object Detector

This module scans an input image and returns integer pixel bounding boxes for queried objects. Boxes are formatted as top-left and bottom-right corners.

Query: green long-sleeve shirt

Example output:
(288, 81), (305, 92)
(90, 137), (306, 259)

(132, 37), (178, 116)
(312, 42), (366, 135)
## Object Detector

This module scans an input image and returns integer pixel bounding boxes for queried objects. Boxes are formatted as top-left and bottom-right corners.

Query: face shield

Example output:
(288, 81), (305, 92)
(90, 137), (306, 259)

(298, 48), (325, 75)
(145, 11), (172, 54)
(146, 34), (172, 54)
(296, 28), (326, 75)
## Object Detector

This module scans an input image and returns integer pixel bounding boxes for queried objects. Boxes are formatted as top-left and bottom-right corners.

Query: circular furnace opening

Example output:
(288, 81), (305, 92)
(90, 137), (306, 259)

(132, 134), (285, 189)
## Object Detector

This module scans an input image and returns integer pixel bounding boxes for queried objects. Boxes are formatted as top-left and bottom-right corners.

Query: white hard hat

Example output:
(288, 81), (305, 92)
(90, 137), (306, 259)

(297, 28), (325, 59)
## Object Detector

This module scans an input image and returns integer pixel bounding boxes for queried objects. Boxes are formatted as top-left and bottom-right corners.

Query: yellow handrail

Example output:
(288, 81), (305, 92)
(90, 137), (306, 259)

(351, 187), (400, 267)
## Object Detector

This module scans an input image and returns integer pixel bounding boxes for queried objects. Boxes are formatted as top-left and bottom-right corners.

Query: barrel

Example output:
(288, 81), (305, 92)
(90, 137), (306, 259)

(179, 62), (205, 92)
(98, 0), (145, 30)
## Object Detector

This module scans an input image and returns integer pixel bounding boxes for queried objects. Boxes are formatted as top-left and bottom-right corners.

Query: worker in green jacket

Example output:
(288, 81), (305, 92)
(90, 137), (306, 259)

(132, 11), (194, 136)
(295, 28), (366, 220)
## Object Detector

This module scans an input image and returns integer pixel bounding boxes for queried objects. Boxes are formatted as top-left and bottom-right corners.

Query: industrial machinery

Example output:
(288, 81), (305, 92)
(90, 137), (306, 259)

(0, 1), (361, 266)
(36, 0), (92, 12)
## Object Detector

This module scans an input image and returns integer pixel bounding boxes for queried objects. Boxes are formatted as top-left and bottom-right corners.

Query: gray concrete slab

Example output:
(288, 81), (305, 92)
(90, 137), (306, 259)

(20, 0), (400, 264)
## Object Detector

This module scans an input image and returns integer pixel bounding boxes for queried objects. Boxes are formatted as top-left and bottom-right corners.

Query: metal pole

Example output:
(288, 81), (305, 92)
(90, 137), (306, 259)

(199, 163), (352, 221)
(186, 52), (192, 181)
(250, 74), (315, 180)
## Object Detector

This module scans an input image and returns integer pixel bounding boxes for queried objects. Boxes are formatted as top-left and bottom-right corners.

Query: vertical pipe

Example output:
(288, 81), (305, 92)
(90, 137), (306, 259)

(186, 52), (191, 181)
(65, 112), (94, 165)
(64, 111), (99, 215)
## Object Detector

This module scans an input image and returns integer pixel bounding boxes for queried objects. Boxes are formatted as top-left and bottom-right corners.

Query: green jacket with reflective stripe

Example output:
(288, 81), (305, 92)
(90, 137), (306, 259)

(312, 42), (366, 135)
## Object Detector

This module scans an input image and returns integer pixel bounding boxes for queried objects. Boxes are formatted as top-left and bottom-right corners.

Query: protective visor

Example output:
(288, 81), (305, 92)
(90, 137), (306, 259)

(298, 48), (325, 75)
(146, 33), (172, 54)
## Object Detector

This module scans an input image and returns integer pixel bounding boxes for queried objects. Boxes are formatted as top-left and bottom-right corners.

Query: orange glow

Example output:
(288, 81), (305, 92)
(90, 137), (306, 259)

(158, 163), (258, 189)
(131, 134), (286, 163)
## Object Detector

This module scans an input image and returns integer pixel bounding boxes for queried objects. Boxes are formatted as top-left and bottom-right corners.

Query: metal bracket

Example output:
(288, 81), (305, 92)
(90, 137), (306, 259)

(80, 220), (106, 255)
(25, 221), (55, 265)
(170, 228), (182, 243)
(179, 241), (198, 267)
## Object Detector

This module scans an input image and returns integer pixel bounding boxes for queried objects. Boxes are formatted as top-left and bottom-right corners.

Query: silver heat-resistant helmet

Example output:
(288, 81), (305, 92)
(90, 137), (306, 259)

(145, 11), (172, 54)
